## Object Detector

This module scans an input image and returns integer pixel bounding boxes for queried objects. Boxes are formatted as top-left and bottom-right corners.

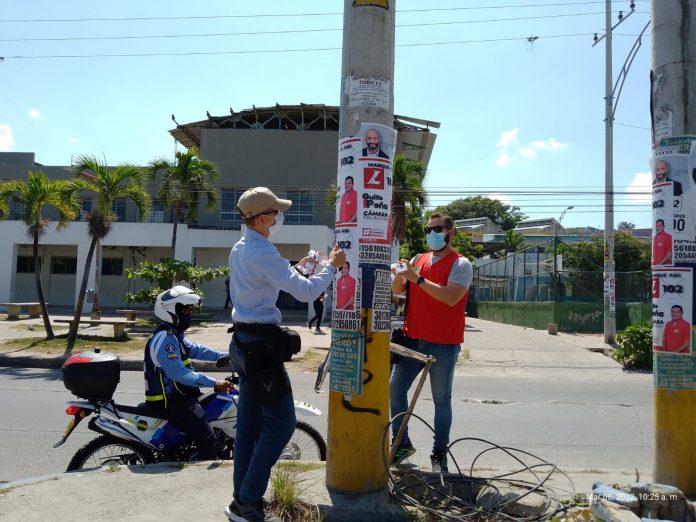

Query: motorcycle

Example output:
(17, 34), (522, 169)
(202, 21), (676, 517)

(55, 350), (327, 472)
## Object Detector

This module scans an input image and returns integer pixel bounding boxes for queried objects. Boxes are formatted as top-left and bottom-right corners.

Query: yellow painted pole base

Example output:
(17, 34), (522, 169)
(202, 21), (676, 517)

(326, 330), (390, 494)
(654, 388), (696, 495)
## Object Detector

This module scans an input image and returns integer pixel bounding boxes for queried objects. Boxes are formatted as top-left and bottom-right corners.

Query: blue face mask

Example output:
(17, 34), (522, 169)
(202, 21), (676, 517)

(426, 231), (448, 252)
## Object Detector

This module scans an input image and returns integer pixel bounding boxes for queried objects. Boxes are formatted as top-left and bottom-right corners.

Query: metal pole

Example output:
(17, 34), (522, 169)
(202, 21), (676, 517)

(603, 0), (616, 345)
(651, 0), (696, 494)
(327, 0), (395, 494)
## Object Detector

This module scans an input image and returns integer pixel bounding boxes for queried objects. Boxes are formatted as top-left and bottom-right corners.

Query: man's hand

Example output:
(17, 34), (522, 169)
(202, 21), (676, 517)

(398, 259), (419, 284)
(329, 245), (346, 270)
(214, 380), (234, 393)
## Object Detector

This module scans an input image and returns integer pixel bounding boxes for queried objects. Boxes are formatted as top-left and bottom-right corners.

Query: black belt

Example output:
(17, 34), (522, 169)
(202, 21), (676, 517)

(228, 322), (280, 334)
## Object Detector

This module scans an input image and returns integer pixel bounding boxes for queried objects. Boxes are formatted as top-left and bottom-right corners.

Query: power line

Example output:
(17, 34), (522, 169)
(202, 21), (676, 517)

(0, 2), (646, 23)
(2, 31), (650, 60)
(0, 12), (617, 43)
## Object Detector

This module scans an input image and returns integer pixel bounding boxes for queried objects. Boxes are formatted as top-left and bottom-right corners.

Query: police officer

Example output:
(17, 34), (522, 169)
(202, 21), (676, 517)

(144, 285), (232, 460)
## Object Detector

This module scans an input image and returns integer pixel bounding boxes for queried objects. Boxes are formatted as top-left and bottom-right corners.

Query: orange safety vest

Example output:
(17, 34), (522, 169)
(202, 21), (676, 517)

(404, 250), (468, 344)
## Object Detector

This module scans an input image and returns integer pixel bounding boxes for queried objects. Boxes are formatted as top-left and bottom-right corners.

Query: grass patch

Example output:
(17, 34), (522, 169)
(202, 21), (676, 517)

(276, 461), (323, 473)
(290, 348), (326, 372)
(269, 463), (325, 522)
(0, 334), (145, 355)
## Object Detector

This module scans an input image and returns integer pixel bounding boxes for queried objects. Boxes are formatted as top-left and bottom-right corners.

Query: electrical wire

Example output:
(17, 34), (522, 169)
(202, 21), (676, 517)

(0, 12), (619, 43)
(0, 2), (648, 23)
(382, 411), (579, 520)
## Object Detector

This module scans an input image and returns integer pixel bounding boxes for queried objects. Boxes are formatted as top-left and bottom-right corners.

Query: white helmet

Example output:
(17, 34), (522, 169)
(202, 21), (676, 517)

(154, 285), (201, 327)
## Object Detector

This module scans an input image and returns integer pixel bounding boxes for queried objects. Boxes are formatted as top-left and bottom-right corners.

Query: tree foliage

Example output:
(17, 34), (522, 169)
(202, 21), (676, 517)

(562, 234), (651, 272)
(433, 196), (526, 231)
(67, 155), (151, 349)
(145, 146), (220, 256)
(0, 172), (81, 340)
(126, 260), (229, 304)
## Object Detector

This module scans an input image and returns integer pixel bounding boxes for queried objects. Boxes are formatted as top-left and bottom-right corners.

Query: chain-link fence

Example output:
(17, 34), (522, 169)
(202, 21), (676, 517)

(471, 240), (651, 304)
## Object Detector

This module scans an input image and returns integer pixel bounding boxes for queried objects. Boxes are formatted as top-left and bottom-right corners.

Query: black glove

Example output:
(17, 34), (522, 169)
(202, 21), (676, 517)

(216, 355), (231, 368)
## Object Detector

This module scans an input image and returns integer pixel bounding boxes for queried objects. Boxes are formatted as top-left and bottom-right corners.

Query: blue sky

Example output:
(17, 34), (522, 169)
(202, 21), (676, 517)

(0, 0), (653, 229)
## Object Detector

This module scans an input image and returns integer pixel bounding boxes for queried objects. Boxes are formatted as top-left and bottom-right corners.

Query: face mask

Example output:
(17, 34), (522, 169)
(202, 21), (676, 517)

(268, 211), (284, 235)
(426, 231), (448, 252)
(177, 313), (192, 332)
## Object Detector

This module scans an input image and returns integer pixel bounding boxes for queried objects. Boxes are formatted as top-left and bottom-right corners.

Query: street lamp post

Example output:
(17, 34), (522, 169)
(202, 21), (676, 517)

(553, 206), (574, 303)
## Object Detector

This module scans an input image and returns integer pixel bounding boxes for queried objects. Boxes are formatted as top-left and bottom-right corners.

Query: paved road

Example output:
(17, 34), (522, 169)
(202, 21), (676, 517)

(0, 363), (652, 484)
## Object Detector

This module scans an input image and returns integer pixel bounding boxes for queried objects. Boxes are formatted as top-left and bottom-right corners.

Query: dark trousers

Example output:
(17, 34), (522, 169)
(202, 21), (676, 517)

(152, 394), (218, 460)
(308, 302), (324, 330)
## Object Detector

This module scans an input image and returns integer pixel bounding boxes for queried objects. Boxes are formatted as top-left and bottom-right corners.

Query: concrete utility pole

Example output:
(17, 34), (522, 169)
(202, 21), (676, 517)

(603, 0), (616, 345)
(651, 0), (696, 494)
(326, 0), (395, 494)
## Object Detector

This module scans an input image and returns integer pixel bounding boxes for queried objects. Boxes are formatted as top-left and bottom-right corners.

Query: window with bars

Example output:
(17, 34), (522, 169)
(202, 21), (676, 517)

(51, 256), (77, 274)
(285, 190), (314, 224)
(220, 189), (246, 225)
(112, 199), (126, 222)
(16, 255), (36, 273)
(76, 198), (92, 221)
(9, 197), (24, 220)
(102, 258), (123, 276)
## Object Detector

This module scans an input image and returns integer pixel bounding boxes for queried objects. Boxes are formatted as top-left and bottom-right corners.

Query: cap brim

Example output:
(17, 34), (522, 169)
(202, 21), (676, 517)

(273, 198), (292, 212)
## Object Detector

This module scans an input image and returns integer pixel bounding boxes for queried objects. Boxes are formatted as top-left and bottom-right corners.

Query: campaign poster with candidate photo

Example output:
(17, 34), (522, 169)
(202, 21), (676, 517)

(331, 225), (361, 330)
(652, 138), (696, 264)
(356, 122), (396, 265)
(336, 137), (361, 226)
(652, 267), (693, 354)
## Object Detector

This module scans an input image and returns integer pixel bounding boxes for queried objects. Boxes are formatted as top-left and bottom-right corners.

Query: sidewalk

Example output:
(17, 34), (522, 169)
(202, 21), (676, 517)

(0, 312), (652, 521)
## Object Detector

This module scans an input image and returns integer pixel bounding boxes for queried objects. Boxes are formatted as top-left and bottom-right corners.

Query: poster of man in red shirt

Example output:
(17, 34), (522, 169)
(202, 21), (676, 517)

(338, 176), (357, 224)
(652, 218), (673, 266)
(335, 261), (357, 310)
(660, 305), (692, 353)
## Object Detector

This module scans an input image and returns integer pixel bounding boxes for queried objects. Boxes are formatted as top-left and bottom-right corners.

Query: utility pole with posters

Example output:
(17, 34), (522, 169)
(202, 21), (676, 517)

(650, 0), (696, 494)
(326, 0), (395, 494)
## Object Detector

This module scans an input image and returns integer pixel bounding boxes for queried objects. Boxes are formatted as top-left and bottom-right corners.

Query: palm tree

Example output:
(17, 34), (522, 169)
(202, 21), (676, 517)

(67, 156), (151, 349)
(503, 229), (525, 253)
(0, 172), (81, 339)
(391, 154), (427, 247)
(145, 146), (220, 258)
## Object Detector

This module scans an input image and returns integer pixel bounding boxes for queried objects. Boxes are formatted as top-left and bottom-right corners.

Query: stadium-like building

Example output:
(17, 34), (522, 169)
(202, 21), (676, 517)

(0, 104), (439, 312)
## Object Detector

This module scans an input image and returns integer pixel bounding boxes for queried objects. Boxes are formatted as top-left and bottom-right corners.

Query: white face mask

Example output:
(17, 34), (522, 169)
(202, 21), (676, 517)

(268, 211), (284, 235)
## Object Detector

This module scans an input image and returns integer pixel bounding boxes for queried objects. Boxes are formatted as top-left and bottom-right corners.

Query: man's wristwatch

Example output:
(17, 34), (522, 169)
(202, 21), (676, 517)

(416, 275), (425, 286)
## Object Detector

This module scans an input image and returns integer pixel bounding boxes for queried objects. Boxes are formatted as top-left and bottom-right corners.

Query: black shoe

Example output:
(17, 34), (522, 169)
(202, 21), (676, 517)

(392, 440), (416, 465)
(315, 328), (324, 334)
(225, 499), (280, 522)
(430, 449), (449, 473)
(307, 321), (312, 330)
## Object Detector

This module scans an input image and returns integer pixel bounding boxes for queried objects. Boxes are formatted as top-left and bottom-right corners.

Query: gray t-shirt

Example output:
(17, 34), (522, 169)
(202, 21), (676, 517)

(411, 253), (473, 289)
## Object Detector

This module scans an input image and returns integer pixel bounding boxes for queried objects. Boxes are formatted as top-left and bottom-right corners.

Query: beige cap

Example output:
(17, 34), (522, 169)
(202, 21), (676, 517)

(237, 187), (292, 219)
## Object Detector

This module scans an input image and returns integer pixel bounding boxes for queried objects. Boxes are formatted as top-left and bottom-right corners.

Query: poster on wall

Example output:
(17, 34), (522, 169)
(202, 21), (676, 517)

(652, 137), (696, 264)
(347, 76), (391, 111)
(652, 267), (693, 354)
(329, 329), (364, 396)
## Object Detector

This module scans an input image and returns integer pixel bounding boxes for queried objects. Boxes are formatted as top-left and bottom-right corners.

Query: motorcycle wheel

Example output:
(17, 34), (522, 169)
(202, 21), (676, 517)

(279, 421), (327, 461)
(66, 435), (153, 472)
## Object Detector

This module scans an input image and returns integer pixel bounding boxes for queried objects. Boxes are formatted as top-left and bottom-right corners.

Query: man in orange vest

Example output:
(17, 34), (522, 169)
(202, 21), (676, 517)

(390, 212), (472, 473)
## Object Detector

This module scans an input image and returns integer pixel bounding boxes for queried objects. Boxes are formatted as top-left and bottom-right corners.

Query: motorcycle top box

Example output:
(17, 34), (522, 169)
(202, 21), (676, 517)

(62, 349), (120, 401)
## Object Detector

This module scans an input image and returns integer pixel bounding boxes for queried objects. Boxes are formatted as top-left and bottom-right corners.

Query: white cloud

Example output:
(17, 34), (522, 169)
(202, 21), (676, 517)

(0, 124), (14, 151)
(28, 109), (42, 119)
(68, 137), (80, 144)
(494, 149), (510, 167)
(625, 171), (652, 201)
(496, 127), (519, 148)
(494, 128), (571, 167)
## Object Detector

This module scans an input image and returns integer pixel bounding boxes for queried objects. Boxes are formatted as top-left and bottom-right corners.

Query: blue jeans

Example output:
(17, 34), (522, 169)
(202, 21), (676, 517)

(390, 337), (460, 454)
(230, 331), (296, 505)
